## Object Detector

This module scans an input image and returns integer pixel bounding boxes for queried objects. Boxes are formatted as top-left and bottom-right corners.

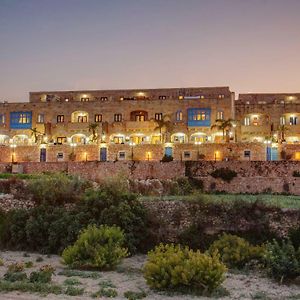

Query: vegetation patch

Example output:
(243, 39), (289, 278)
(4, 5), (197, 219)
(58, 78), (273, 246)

(143, 243), (226, 294)
(210, 168), (237, 182)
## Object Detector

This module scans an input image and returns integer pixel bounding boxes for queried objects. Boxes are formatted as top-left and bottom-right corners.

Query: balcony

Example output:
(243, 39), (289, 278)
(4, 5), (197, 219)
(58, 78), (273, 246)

(240, 125), (271, 136)
(67, 122), (90, 132)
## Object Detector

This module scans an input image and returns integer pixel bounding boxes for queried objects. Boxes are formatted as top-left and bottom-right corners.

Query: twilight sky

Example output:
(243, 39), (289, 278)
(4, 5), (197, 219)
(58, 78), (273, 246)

(0, 0), (300, 102)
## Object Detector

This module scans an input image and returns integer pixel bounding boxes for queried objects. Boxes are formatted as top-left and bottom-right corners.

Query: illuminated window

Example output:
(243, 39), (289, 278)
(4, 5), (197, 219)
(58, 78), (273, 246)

(37, 114), (44, 123)
(136, 115), (145, 122)
(114, 136), (124, 144)
(100, 97), (108, 101)
(159, 95), (167, 100)
(77, 115), (88, 123)
(218, 94), (225, 99)
(56, 137), (66, 144)
(295, 152), (300, 160)
(57, 115), (64, 123)
(81, 97), (89, 102)
(253, 117), (258, 126)
(65, 98), (69, 102)
(217, 111), (224, 120)
(10, 112), (32, 129)
(176, 111), (183, 122)
(244, 117), (250, 126)
(290, 116), (298, 125)
(18, 113), (30, 124)
(114, 114), (122, 122)
(280, 116), (286, 125)
(178, 95), (184, 100)
(155, 113), (163, 121)
(95, 114), (102, 122)
(0, 114), (5, 124)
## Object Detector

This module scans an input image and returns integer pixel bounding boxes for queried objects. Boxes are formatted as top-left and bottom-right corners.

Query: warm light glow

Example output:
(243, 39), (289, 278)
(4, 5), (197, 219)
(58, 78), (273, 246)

(137, 92), (145, 96)
(146, 151), (151, 160)
(295, 152), (300, 160)
(214, 150), (221, 160)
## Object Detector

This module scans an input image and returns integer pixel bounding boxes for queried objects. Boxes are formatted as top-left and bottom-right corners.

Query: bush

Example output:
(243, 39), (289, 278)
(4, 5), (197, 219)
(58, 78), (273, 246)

(62, 225), (128, 270)
(143, 243), (226, 294)
(4, 272), (27, 282)
(7, 262), (24, 273)
(210, 168), (237, 183)
(79, 187), (148, 254)
(208, 234), (265, 269)
(29, 270), (52, 284)
(265, 239), (300, 282)
(27, 173), (90, 205)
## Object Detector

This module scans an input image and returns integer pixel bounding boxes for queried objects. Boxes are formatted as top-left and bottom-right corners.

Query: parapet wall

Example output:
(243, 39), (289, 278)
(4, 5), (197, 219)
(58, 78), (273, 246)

(1, 160), (300, 194)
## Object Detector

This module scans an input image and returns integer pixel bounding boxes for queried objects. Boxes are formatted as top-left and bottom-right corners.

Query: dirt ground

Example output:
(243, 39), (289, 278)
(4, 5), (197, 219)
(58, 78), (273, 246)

(0, 251), (300, 300)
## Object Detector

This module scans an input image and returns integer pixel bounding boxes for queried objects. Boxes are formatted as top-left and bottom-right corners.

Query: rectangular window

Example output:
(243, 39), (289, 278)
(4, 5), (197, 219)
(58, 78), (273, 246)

(81, 97), (89, 102)
(218, 94), (225, 99)
(0, 114), (5, 124)
(244, 150), (251, 158)
(56, 137), (67, 145)
(159, 95), (167, 100)
(155, 113), (163, 121)
(176, 111), (183, 122)
(118, 151), (126, 160)
(114, 114), (122, 122)
(95, 114), (102, 122)
(100, 97), (108, 101)
(244, 117), (250, 126)
(10, 111), (32, 129)
(280, 117), (286, 125)
(37, 114), (45, 123)
(290, 116), (298, 125)
(183, 151), (191, 159)
(187, 108), (211, 127)
(57, 115), (64, 123)
(217, 111), (224, 120)
(253, 117), (258, 126)
(77, 115), (88, 123)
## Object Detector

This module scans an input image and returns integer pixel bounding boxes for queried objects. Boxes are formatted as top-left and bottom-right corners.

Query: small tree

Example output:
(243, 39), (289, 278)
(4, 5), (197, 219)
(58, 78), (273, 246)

(154, 115), (174, 143)
(88, 123), (99, 143)
(30, 127), (44, 144)
(211, 119), (235, 142)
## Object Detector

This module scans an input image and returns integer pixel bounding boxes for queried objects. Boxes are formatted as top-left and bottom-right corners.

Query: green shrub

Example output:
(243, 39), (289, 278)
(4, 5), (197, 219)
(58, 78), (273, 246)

(208, 234), (265, 269)
(29, 270), (52, 284)
(124, 290), (147, 300)
(27, 173), (90, 205)
(65, 286), (85, 296)
(63, 278), (82, 286)
(210, 168), (237, 182)
(0, 176), (149, 255)
(4, 272), (27, 282)
(143, 243), (226, 294)
(92, 288), (118, 298)
(79, 187), (148, 254)
(265, 239), (300, 282)
(62, 225), (128, 270)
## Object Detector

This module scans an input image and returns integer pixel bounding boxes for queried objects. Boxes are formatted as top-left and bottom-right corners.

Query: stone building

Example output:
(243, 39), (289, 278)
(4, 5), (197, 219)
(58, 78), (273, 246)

(0, 87), (299, 162)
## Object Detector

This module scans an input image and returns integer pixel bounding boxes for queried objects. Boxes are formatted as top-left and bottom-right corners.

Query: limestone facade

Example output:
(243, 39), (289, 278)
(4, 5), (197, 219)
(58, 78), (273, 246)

(0, 87), (300, 162)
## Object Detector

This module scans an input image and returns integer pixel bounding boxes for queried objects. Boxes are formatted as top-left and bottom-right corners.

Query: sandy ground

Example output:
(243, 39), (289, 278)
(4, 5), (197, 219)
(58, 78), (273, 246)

(0, 251), (300, 300)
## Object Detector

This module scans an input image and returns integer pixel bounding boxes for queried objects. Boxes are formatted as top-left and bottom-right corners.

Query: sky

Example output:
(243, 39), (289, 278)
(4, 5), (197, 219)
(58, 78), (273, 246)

(0, 0), (300, 102)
